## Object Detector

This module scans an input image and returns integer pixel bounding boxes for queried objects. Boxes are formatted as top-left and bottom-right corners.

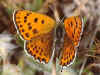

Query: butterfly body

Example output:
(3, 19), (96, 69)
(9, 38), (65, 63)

(13, 10), (84, 69)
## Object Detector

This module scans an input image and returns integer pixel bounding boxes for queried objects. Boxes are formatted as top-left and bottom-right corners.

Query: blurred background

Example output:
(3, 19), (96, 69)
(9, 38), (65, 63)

(0, 0), (100, 75)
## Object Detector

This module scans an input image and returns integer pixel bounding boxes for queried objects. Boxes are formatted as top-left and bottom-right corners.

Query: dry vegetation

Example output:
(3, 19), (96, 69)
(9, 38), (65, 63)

(0, 0), (100, 75)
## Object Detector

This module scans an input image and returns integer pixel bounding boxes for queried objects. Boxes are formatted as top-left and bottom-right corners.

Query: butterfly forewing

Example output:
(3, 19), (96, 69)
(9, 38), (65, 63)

(13, 10), (55, 40)
(64, 16), (83, 46)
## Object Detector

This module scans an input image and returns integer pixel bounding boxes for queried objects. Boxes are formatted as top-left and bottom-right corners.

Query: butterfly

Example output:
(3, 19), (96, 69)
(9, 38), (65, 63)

(13, 10), (84, 69)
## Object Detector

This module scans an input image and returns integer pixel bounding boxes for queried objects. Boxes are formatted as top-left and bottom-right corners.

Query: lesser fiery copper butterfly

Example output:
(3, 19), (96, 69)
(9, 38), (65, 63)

(13, 10), (84, 69)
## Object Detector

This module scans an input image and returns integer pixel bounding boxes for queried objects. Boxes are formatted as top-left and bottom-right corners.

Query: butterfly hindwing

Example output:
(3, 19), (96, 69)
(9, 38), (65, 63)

(59, 34), (76, 67)
(25, 31), (54, 64)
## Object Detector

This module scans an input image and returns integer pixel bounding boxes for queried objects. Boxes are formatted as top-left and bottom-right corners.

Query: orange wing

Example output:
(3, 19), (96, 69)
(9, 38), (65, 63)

(59, 16), (83, 68)
(13, 10), (55, 40)
(25, 31), (54, 64)
(64, 16), (83, 46)
(13, 10), (56, 64)
(59, 35), (76, 67)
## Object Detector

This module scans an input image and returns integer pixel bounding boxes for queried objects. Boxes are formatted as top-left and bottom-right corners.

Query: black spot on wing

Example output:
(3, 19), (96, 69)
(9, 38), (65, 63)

(25, 33), (29, 37)
(32, 29), (38, 34)
(22, 29), (24, 32)
(28, 26), (32, 30)
(41, 20), (44, 24)
(34, 18), (38, 23)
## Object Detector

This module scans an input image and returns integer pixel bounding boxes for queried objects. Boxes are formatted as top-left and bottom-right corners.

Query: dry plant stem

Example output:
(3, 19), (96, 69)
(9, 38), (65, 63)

(85, 54), (100, 59)
(52, 62), (56, 75)
(75, 0), (88, 10)
(52, 48), (57, 75)
(39, 0), (54, 13)
(53, 8), (60, 22)
(79, 26), (98, 75)
(79, 58), (87, 75)
(51, 1), (60, 75)
(53, 0), (60, 22)
(74, 0), (89, 15)
(86, 63), (100, 70)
